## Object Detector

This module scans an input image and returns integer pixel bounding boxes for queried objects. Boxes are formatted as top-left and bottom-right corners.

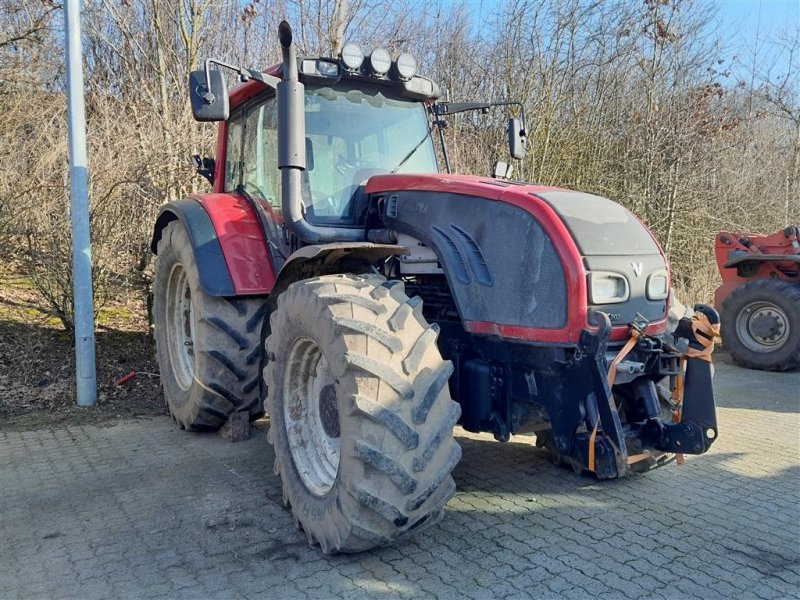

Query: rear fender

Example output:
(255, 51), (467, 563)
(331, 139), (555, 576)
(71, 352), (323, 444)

(151, 195), (276, 297)
(151, 199), (237, 296)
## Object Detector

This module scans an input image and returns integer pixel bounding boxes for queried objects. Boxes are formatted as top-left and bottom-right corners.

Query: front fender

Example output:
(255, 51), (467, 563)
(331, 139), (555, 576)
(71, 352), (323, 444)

(266, 242), (409, 313)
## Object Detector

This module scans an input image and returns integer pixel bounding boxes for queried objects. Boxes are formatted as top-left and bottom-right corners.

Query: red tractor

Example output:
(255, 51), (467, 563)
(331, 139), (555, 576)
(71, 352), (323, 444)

(714, 227), (800, 371)
(151, 23), (720, 553)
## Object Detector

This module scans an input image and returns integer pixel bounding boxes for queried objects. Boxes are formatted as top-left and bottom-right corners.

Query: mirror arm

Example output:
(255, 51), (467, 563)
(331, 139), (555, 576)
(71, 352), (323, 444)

(201, 58), (280, 105)
(433, 100), (526, 131)
(191, 155), (215, 185)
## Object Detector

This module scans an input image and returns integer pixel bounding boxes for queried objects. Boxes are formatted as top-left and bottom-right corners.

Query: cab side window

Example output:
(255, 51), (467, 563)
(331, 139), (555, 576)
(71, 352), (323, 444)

(224, 113), (244, 192)
(242, 98), (281, 207)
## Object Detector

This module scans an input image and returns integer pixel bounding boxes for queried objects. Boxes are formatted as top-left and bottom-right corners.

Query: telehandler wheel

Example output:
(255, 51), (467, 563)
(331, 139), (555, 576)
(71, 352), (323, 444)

(153, 221), (267, 430)
(265, 273), (462, 553)
(721, 280), (800, 372)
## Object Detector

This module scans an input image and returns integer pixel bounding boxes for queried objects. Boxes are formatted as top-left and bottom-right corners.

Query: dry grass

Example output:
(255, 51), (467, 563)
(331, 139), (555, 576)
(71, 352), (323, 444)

(0, 264), (166, 430)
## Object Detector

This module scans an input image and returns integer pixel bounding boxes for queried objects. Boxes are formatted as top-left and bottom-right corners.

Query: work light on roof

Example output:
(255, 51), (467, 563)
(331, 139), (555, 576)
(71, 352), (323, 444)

(395, 53), (417, 80)
(340, 43), (364, 71)
(369, 47), (392, 76)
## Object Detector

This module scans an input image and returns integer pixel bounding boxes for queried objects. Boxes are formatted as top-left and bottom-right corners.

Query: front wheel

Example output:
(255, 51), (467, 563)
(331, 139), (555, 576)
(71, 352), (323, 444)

(721, 280), (800, 371)
(265, 274), (461, 553)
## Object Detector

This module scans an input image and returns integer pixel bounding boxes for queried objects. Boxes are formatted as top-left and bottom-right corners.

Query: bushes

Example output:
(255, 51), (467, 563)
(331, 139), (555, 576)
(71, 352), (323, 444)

(0, 0), (797, 325)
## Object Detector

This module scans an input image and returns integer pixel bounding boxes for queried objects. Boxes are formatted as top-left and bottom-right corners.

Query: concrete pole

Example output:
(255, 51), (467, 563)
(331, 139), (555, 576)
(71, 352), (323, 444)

(64, 0), (97, 406)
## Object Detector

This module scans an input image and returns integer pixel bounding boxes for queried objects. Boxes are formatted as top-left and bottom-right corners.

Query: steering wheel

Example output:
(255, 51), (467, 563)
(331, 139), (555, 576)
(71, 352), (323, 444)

(335, 157), (359, 176)
(241, 182), (269, 202)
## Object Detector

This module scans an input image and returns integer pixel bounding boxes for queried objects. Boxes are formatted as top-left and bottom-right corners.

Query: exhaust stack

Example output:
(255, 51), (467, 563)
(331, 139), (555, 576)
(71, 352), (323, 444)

(277, 21), (363, 244)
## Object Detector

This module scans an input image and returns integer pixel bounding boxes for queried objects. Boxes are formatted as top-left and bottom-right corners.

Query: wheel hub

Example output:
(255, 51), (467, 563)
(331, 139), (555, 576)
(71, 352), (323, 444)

(750, 312), (781, 339)
(165, 264), (196, 390)
(318, 384), (340, 439)
(737, 301), (790, 352)
(283, 337), (341, 497)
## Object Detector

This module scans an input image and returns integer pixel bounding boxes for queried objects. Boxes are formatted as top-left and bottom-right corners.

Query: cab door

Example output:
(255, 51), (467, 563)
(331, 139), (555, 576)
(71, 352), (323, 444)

(226, 95), (291, 271)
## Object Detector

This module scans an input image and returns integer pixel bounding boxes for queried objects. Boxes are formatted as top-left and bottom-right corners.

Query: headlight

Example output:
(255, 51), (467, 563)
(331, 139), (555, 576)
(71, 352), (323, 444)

(300, 59), (340, 78)
(340, 43), (364, 71)
(588, 272), (629, 304)
(646, 270), (669, 300)
(394, 53), (417, 80)
(369, 48), (392, 76)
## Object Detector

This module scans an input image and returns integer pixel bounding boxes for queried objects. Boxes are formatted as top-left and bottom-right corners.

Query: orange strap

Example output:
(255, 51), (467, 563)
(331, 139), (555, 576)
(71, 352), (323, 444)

(627, 451), (665, 465)
(588, 421), (599, 473)
(589, 329), (641, 472)
(671, 313), (721, 465)
(671, 355), (688, 465)
(607, 330), (641, 387)
(685, 314), (721, 363)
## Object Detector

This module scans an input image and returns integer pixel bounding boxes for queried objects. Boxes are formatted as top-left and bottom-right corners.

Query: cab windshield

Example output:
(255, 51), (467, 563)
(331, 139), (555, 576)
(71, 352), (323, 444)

(303, 84), (438, 224)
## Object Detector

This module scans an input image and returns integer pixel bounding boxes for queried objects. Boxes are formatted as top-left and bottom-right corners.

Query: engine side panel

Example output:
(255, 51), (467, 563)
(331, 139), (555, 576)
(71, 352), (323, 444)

(384, 191), (569, 330)
(368, 173), (668, 341)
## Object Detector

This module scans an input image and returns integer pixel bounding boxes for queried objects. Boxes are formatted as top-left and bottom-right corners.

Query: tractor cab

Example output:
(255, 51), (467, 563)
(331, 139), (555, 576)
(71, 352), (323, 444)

(267, 81), (437, 226)
(189, 36), (526, 241)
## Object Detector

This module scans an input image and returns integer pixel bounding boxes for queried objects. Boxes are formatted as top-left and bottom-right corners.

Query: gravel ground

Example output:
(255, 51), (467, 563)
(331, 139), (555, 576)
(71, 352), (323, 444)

(1, 353), (798, 599)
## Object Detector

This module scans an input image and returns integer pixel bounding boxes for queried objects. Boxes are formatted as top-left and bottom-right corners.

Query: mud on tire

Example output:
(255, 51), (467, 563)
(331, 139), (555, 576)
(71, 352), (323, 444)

(153, 221), (267, 430)
(265, 273), (462, 553)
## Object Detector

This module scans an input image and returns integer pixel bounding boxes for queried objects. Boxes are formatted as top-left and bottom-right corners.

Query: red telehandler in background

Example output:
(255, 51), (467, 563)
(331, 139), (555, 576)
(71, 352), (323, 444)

(715, 226), (800, 371)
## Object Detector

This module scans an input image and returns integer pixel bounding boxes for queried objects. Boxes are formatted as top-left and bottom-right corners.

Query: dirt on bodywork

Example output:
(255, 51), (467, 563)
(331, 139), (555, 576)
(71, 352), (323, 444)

(0, 266), (166, 431)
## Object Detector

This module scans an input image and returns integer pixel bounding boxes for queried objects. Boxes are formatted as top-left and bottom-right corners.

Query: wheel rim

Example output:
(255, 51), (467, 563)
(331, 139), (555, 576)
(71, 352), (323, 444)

(735, 300), (790, 353)
(165, 263), (196, 390)
(283, 337), (341, 497)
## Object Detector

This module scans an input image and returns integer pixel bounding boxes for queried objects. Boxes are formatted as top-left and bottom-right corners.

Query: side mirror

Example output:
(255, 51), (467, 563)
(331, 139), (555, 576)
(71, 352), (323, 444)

(189, 69), (229, 122)
(508, 117), (526, 160)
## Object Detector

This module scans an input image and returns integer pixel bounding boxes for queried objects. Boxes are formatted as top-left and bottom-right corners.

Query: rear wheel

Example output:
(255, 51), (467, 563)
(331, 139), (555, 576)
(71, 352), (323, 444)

(153, 221), (267, 429)
(265, 273), (461, 553)
(721, 280), (800, 371)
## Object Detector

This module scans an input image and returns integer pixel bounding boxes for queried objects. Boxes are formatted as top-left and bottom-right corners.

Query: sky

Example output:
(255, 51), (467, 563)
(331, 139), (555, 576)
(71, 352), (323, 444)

(446, 0), (799, 85)
(718, 0), (798, 38)
(717, 0), (798, 51)
(716, 0), (798, 84)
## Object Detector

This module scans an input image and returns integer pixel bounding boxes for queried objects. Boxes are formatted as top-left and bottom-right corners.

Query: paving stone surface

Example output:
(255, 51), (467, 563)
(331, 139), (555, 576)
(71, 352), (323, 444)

(1, 355), (798, 599)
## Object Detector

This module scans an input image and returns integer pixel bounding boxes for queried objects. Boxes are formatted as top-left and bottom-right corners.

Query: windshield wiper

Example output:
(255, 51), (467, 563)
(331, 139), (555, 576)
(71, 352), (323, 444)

(390, 128), (432, 173)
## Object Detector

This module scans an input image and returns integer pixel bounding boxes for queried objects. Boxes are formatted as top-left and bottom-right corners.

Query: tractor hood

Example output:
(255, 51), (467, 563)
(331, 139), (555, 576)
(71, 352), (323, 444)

(366, 173), (662, 257)
(365, 173), (560, 201)
(365, 173), (669, 343)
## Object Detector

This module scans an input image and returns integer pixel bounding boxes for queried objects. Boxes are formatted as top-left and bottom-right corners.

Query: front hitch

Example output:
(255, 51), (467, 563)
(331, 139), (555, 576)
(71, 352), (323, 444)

(623, 304), (720, 463)
(546, 306), (720, 479)
(664, 304), (721, 457)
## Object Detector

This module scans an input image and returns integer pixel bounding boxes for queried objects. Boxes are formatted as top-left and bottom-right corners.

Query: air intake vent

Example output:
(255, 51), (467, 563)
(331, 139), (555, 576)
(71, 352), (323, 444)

(450, 225), (493, 286)
(386, 195), (399, 218)
(432, 226), (470, 284)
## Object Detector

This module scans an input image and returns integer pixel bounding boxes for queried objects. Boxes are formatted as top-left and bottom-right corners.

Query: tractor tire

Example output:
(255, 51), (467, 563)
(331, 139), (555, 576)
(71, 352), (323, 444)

(264, 273), (461, 553)
(153, 221), (267, 430)
(721, 280), (800, 372)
